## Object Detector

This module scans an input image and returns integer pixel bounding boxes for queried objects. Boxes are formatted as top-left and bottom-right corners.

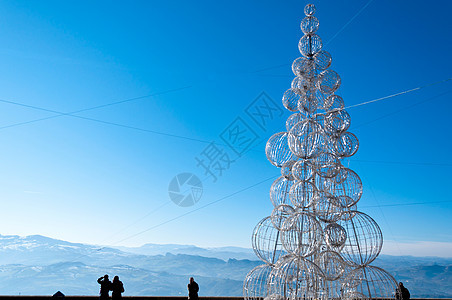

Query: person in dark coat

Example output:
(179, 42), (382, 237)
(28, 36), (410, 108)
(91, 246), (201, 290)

(396, 282), (410, 300)
(187, 277), (199, 300)
(97, 275), (112, 300)
(111, 276), (125, 300)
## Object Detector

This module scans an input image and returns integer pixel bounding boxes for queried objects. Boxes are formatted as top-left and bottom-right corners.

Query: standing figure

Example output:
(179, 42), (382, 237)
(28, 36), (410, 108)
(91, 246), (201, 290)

(187, 277), (199, 300)
(111, 276), (125, 300)
(97, 275), (112, 300)
(396, 282), (410, 300)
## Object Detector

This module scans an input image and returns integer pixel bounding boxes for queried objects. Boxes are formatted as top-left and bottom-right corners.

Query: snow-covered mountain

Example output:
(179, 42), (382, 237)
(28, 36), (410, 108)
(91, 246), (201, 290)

(0, 234), (259, 296)
(0, 234), (450, 297)
(113, 243), (256, 261)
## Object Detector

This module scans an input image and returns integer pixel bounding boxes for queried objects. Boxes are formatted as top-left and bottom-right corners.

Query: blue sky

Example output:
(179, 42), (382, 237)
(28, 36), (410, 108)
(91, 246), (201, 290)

(0, 0), (451, 257)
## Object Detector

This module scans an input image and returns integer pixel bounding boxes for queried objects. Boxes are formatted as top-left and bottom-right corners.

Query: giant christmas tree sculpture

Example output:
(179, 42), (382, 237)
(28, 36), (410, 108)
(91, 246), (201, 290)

(244, 4), (398, 300)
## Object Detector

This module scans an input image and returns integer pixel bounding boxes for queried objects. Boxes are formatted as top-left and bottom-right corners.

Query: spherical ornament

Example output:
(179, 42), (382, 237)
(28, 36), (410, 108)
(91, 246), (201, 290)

(298, 95), (318, 114)
(322, 277), (345, 300)
(332, 166), (349, 184)
(289, 180), (317, 209)
(292, 57), (315, 78)
(314, 89), (330, 110)
(270, 176), (294, 207)
(292, 77), (317, 103)
(340, 207), (358, 221)
(243, 264), (273, 300)
(300, 87), (321, 114)
(281, 160), (296, 180)
(286, 113), (306, 132)
(301, 16), (319, 34)
(309, 191), (342, 223)
(281, 212), (322, 257)
(270, 255), (325, 300)
(333, 132), (359, 158)
(282, 88), (301, 112)
(252, 216), (287, 265)
(329, 168), (363, 208)
(324, 223), (347, 251)
(288, 119), (324, 159)
(314, 174), (334, 194)
(304, 4), (316, 16)
(291, 159), (314, 181)
(324, 110), (351, 135)
(342, 266), (397, 299)
(299, 34), (323, 57)
(314, 50), (332, 70)
(337, 211), (383, 266)
(318, 69), (341, 94)
(316, 250), (346, 281)
(265, 132), (296, 167)
(310, 152), (341, 178)
(271, 204), (295, 230)
(325, 94), (345, 111)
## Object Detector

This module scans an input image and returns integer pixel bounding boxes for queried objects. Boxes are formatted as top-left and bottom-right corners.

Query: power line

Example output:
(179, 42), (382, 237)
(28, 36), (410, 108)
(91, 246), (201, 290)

(0, 88), (218, 144)
(354, 89), (452, 129)
(0, 87), (264, 152)
(105, 174), (277, 247)
(0, 85), (190, 127)
(96, 201), (171, 246)
(68, 174), (277, 261)
(351, 159), (452, 167)
(324, 0), (374, 47)
(354, 160), (404, 257)
(0, 79), (448, 163)
(345, 78), (452, 110)
(361, 200), (452, 209)
(252, 0), (374, 74)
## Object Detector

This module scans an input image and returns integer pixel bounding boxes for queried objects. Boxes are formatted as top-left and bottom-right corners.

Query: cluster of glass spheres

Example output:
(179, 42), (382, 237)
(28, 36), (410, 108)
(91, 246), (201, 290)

(244, 4), (397, 300)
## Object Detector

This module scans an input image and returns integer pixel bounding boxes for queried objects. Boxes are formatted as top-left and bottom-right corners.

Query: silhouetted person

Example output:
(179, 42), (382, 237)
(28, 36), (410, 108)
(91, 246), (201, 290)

(396, 282), (410, 300)
(97, 274), (112, 300)
(187, 277), (199, 300)
(111, 276), (125, 300)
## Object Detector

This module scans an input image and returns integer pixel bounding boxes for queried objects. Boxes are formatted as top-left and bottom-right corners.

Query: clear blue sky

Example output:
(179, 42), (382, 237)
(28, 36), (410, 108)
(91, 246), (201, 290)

(0, 0), (451, 257)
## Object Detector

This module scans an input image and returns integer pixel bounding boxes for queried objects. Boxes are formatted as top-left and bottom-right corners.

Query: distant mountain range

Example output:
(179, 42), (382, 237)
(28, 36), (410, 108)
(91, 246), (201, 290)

(0, 234), (450, 297)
